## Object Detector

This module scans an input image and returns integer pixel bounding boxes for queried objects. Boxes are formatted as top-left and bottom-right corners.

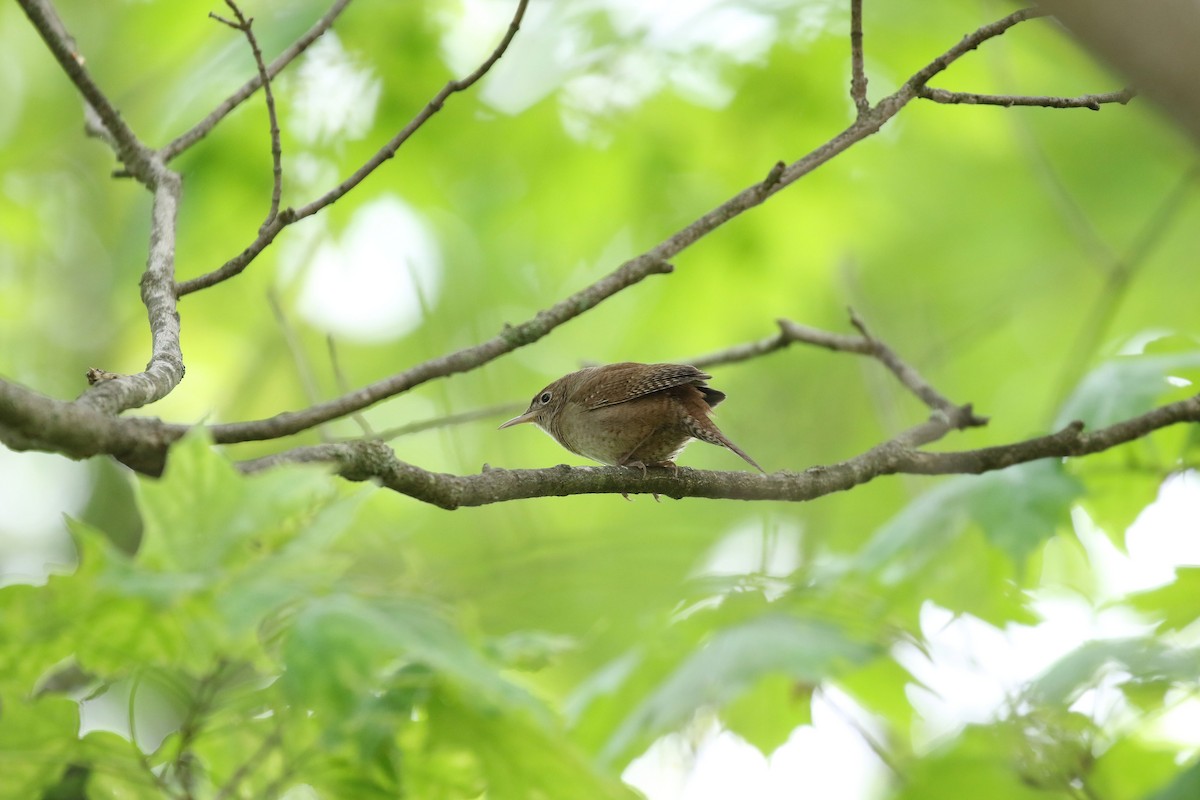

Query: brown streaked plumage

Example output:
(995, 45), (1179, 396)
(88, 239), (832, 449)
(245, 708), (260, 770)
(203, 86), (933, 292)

(499, 362), (763, 472)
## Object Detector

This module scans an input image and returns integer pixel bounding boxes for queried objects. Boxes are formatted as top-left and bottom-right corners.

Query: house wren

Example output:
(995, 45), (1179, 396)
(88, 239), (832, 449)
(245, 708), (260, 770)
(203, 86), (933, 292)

(499, 362), (763, 472)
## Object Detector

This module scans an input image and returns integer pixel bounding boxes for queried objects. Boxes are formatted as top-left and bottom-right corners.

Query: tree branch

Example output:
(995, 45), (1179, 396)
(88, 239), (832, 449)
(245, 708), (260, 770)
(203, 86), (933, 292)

(211, 1), (284, 229)
(849, 0), (869, 116)
(917, 86), (1134, 110)
(76, 168), (185, 416)
(237, 393), (1200, 509)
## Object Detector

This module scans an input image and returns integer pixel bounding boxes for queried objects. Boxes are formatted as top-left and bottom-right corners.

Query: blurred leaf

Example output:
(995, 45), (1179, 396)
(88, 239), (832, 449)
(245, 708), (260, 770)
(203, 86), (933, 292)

(835, 655), (917, 733)
(430, 688), (641, 800)
(859, 462), (1080, 579)
(1027, 638), (1200, 706)
(283, 594), (540, 724)
(1129, 567), (1200, 632)
(1089, 737), (1179, 800)
(966, 463), (1084, 566)
(600, 615), (874, 766)
(0, 695), (78, 800)
(1149, 759), (1200, 800)
(897, 723), (1074, 800)
(1054, 350), (1200, 430)
(721, 673), (812, 756)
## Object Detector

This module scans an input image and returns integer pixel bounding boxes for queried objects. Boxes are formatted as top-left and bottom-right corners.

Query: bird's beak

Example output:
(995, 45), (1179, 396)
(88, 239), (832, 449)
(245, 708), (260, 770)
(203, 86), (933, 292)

(498, 409), (538, 429)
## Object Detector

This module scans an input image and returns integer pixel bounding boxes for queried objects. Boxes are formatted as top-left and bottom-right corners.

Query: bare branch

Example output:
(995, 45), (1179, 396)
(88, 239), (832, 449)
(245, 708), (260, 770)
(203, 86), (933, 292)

(267, 290), (330, 442)
(693, 315), (988, 430)
(212, 1), (285, 228)
(356, 403), (522, 443)
(918, 86), (1134, 109)
(327, 336), (374, 437)
(77, 167), (185, 415)
(161, 0), (353, 162)
(236, 393), (1200, 508)
(16, 0), (153, 178)
(849, 0), (869, 116)
(882, 8), (1048, 112)
(0, 379), (172, 475)
(175, 0), (531, 296)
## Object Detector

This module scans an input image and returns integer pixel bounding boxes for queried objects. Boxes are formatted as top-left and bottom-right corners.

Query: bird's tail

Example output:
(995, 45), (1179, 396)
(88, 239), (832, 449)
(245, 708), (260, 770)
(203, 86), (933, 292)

(687, 416), (764, 473)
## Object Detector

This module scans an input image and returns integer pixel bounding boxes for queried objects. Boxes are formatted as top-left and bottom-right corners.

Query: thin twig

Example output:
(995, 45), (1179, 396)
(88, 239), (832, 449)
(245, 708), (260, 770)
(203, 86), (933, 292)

(773, 314), (987, 427)
(849, 0), (869, 116)
(351, 402), (521, 442)
(176, 0), (531, 296)
(266, 290), (331, 442)
(326, 336), (374, 437)
(896, 8), (1048, 99)
(162, 0), (352, 162)
(212, 1), (284, 229)
(918, 86), (1134, 109)
(1049, 163), (1200, 411)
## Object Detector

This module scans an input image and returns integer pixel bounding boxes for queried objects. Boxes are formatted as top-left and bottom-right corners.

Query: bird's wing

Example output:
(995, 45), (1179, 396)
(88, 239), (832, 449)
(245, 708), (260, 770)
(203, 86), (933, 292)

(580, 363), (712, 409)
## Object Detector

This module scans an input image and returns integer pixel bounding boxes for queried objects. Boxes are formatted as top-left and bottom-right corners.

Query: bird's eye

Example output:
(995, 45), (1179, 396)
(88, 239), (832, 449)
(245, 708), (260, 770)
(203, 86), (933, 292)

(539, 391), (552, 404)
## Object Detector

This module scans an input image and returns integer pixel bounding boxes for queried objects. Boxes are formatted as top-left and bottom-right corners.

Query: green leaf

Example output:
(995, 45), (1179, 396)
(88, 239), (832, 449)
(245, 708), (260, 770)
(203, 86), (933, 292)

(1089, 737), (1179, 800)
(1073, 465), (1161, 546)
(859, 463), (1080, 578)
(721, 673), (812, 755)
(1055, 350), (1200, 430)
(897, 724), (1070, 800)
(429, 688), (642, 800)
(0, 694), (79, 800)
(835, 655), (916, 733)
(283, 595), (540, 723)
(1028, 638), (1200, 706)
(1130, 567), (1200, 632)
(1149, 759), (1200, 800)
(966, 463), (1084, 566)
(599, 615), (874, 766)
(136, 430), (344, 575)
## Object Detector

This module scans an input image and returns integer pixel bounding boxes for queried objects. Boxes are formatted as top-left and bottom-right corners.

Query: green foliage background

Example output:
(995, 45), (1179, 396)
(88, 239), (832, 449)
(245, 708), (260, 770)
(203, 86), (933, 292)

(1, 0), (1199, 798)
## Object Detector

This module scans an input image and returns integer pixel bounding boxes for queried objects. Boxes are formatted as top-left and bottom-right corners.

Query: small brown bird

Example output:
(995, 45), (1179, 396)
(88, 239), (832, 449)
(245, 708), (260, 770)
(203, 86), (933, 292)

(499, 362), (763, 472)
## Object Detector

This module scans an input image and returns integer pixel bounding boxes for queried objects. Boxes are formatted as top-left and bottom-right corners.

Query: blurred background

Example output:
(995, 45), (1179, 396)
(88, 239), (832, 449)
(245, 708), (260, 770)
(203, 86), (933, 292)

(2, 0), (1199, 798)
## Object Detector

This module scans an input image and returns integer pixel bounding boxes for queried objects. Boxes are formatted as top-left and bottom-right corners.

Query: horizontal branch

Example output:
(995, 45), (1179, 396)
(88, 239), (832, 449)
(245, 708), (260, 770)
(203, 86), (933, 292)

(237, 392), (1200, 508)
(918, 86), (1134, 109)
